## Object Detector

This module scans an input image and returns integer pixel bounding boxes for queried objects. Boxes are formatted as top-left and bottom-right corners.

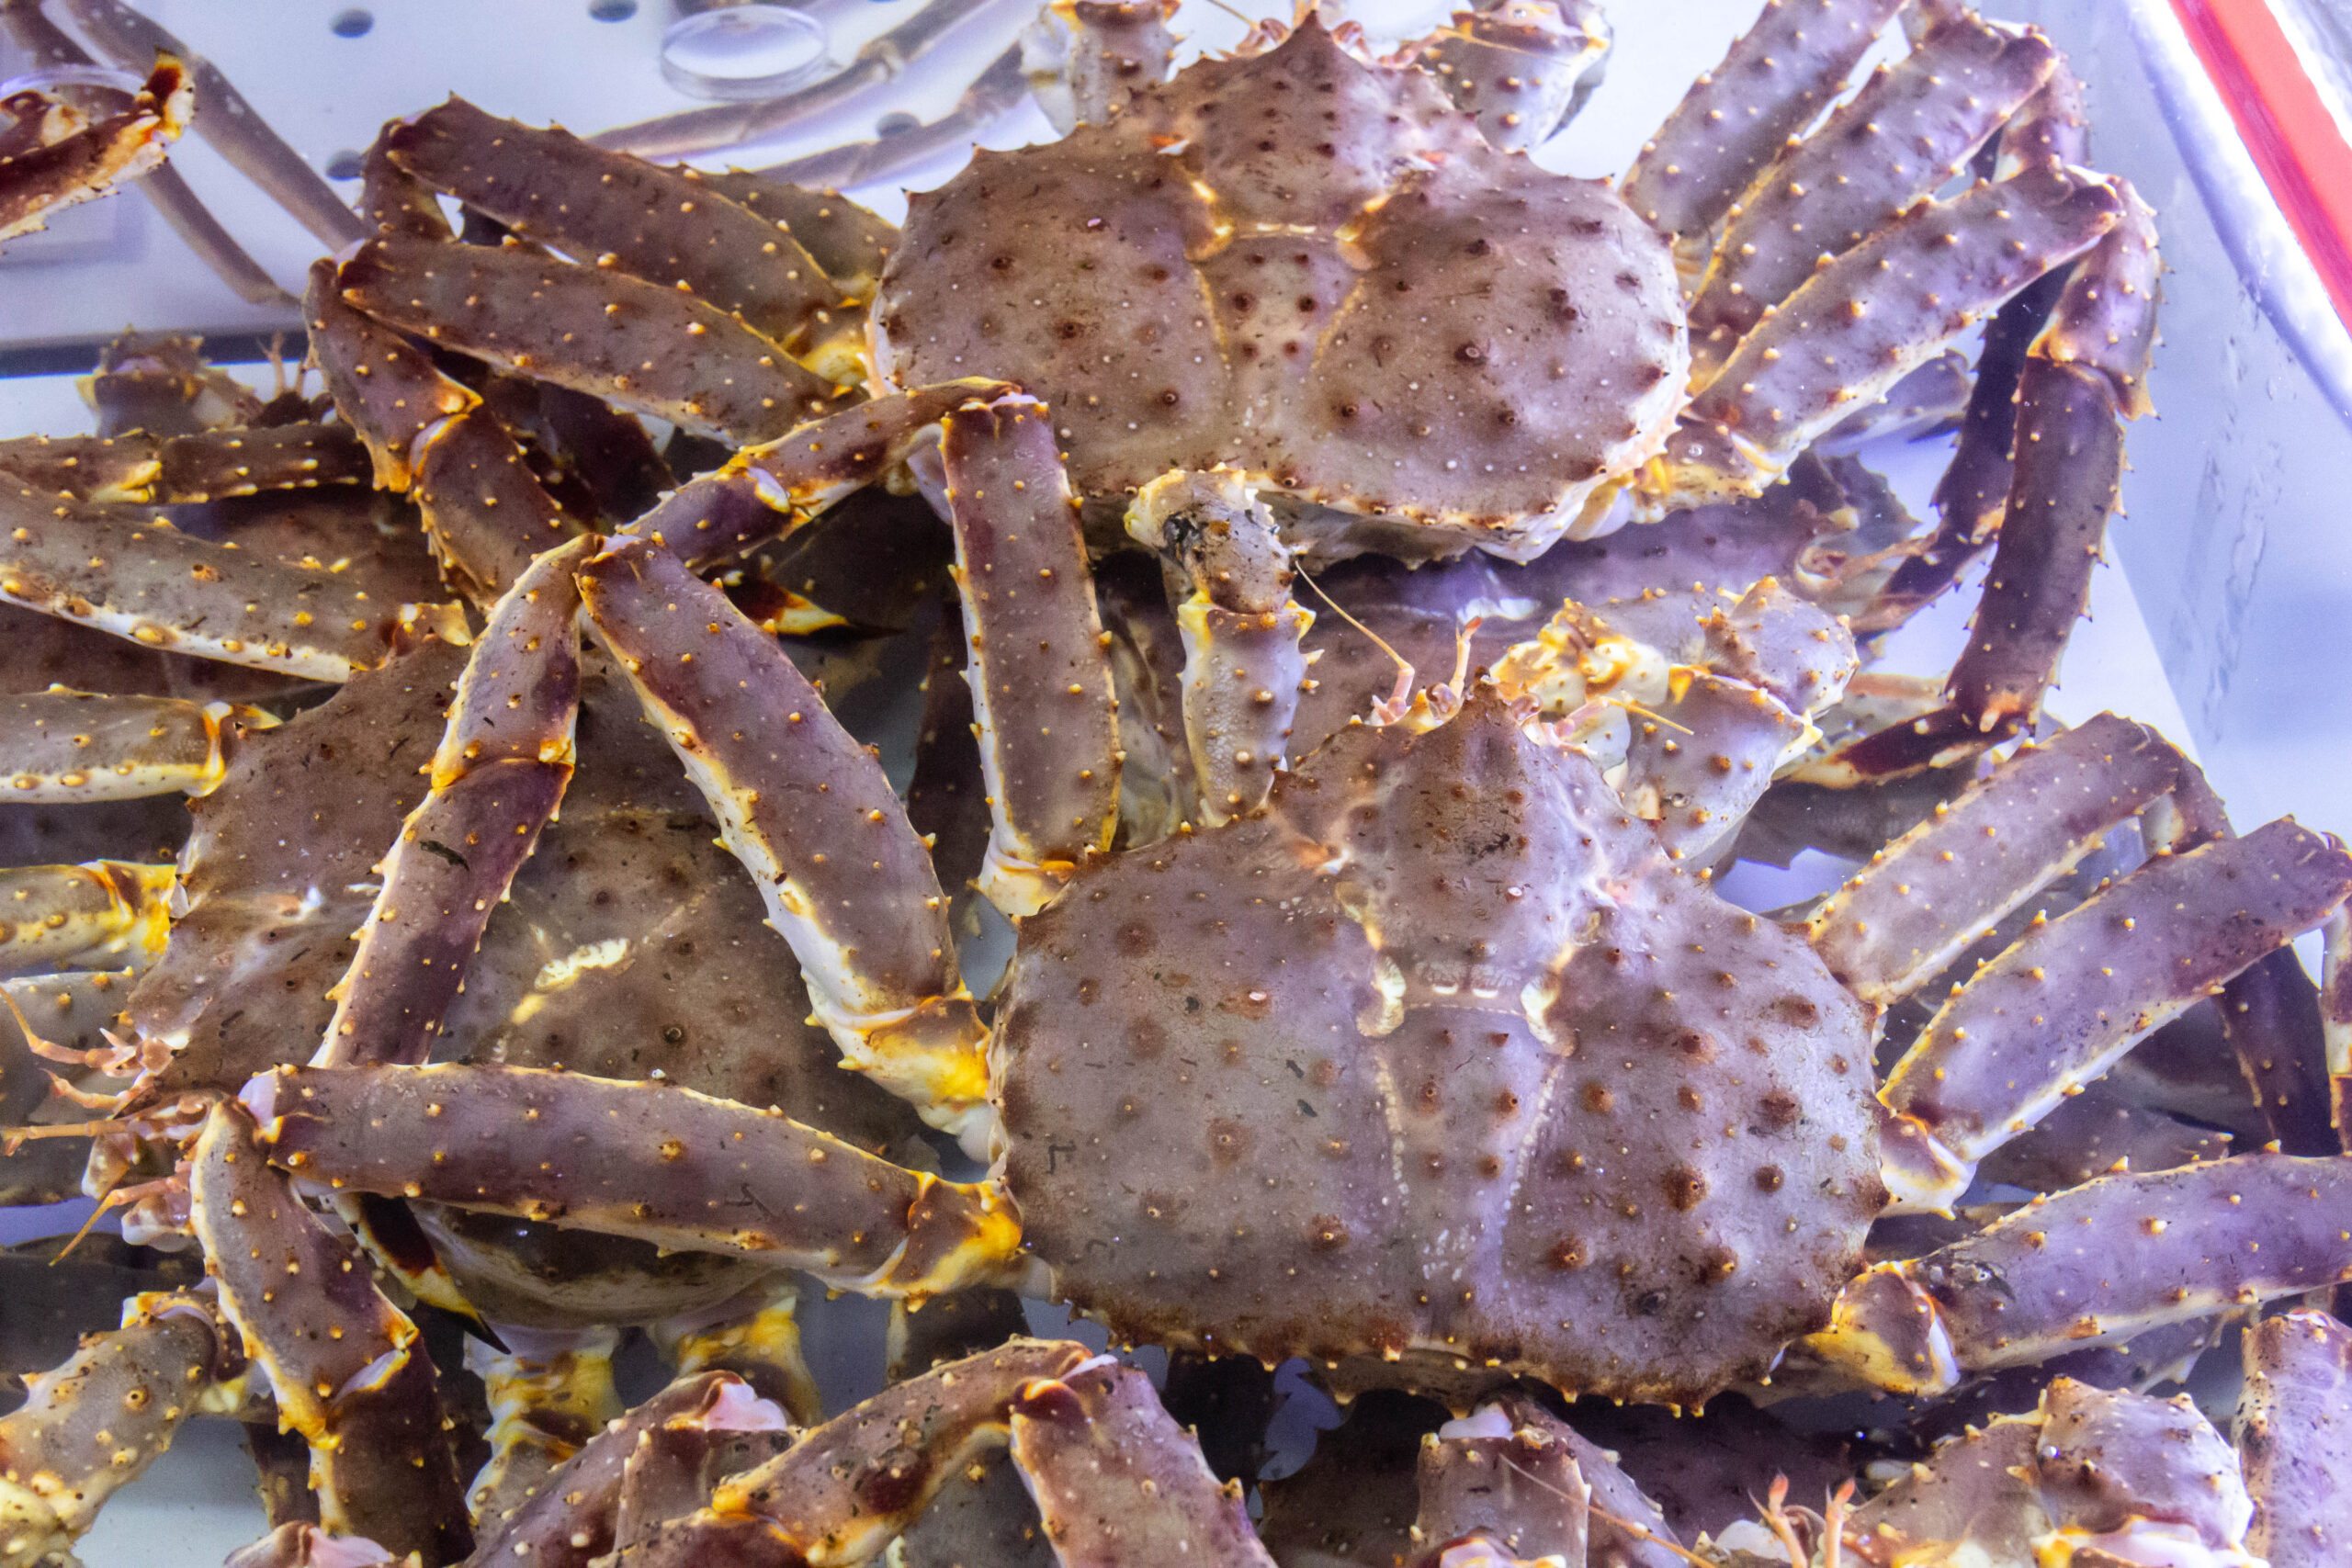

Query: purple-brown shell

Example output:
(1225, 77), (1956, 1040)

(996, 692), (1882, 1403)
(876, 20), (1686, 558)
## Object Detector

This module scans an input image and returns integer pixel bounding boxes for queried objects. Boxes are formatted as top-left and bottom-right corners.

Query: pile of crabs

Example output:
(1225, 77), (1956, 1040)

(2, 0), (2350, 1563)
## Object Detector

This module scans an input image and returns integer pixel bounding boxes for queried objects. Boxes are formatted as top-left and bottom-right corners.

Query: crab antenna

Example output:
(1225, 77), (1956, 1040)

(1583, 1505), (1714, 1568)
(1615, 694), (1694, 736)
(1293, 563), (1417, 716)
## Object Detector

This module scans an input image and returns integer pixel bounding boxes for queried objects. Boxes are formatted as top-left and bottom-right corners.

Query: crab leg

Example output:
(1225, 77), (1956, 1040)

(2216, 947), (2343, 1157)
(1973, 1077), (2232, 1193)
(1934, 191), (2163, 727)
(306, 258), (585, 601)
(607, 1405), (796, 1561)
(304, 259), (473, 493)
(1621, 0), (1907, 264)
(0, 486), (469, 681)
(1807, 714), (2210, 1004)
(1621, 674), (1807, 864)
(312, 538), (586, 1070)
(462, 1328), (622, 1529)
(1862, 67), (2092, 632)
(243, 1063), (1021, 1295)
(1814, 345), (1973, 455)
(335, 237), (842, 446)
(577, 536), (991, 1145)
(1654, 164), (2123, 511)
(627, 379), (1009, 570)
(0, 1290), (228, 1568)
(587, 0), (999, 161)
(758, 45), (1033, 196)
(0, 1), (292, 306)
(650, 1277), (825, 1427)
(1685, 15), (2059, 380)
(0, 426), (369, 504)
(683, 1339), (1089, 1563)
(1827, 185), (2163, 775)
(240, 1415), (324, 1537)
(411, 407), (591, 604)
(1879, 819), (2352, 1207)
(356, 131), (450, 242)
(1483, 1393), (1681, 1568)
(384, 101), (843, 344)
(1862, 268), (2074, 632)
(2325, 912), (2352, 1138)
(1126, 471), (1313, 825)
(468, 1371), (785, 1568)
(908, 604), (994, 932)
(1007, 1359), (1277, 1568)
(0, 690), (266, 801)
(1410, 1404), (1589, 1565)
(188, 1103), (472, 1564)
(1023, 0), (1180, 134)
(886, 1285), (1030, 1382)
(0, 860), (173, 977)
(684, 171), (896, 302)
(939, 395), (1121, 915)
(1415, 0), (1610, 153)
(611, 1419), (795, 1561)
(0, 56), (187, 242)
(1810, 1152), (2352, 1393)
(57, 0), (365, 250)
(3, 966), (139, 1131)
(1611, 581), (1855, 863)
(2235, 1309), (2351, 1567)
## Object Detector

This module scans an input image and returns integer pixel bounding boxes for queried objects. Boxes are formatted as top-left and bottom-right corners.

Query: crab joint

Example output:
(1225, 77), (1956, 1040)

(1802, 1260), (1962, 1394)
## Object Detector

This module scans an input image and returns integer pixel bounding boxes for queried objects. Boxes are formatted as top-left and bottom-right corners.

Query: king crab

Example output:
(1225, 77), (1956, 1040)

(0, 0), (2346, 1562)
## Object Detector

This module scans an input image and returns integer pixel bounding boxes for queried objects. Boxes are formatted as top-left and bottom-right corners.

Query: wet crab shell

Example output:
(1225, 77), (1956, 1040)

(993, 694), (1883, 1404)
(872, 19), (1687, 560)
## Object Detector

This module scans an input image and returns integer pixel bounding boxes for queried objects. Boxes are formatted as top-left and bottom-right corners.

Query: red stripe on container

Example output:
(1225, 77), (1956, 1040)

(2166, 0), (2352, 335)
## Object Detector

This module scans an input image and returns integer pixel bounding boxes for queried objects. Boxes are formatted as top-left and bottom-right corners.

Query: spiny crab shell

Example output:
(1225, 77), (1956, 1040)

(872, 17), (1687, 559)
(995, 689), (1885, 1404)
